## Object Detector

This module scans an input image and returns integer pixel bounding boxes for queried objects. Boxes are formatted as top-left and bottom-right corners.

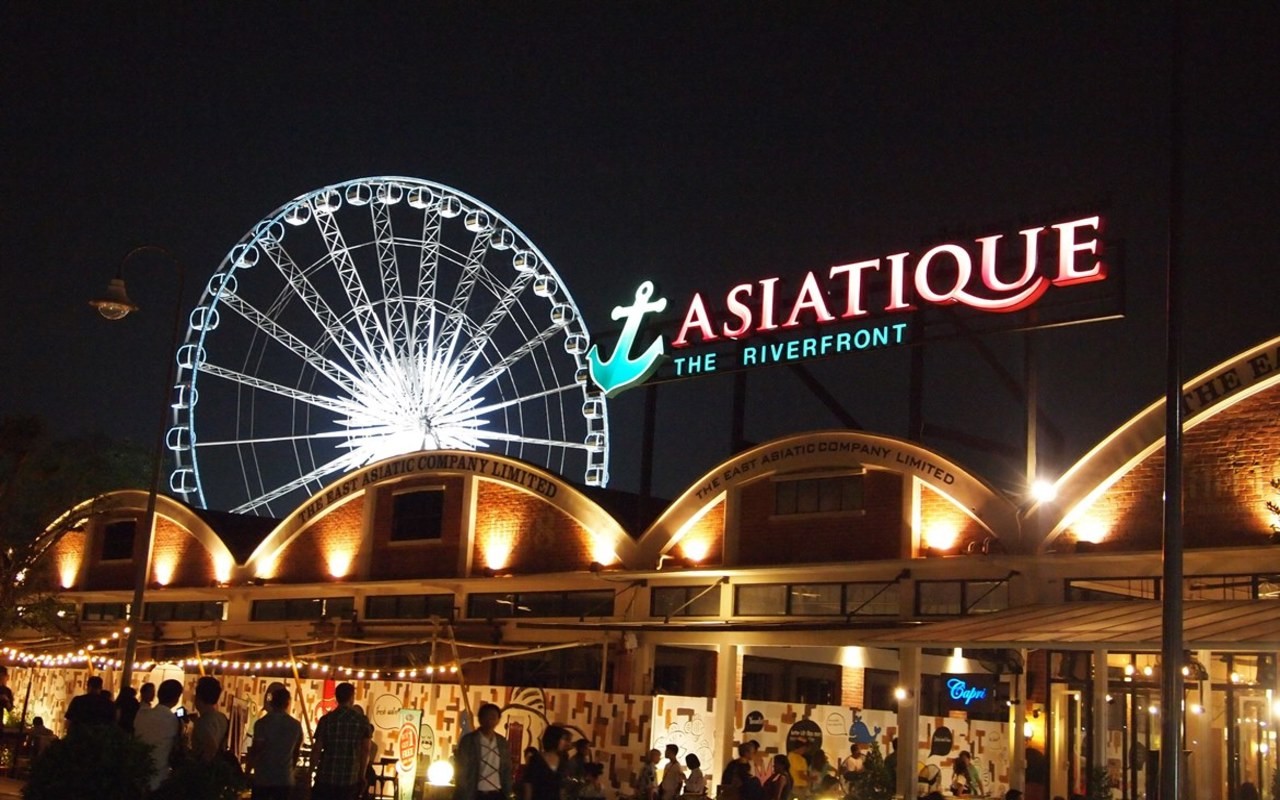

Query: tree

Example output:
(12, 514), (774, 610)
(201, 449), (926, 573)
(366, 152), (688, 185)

(22, 723), (155, 800)
(846, 742), (893, 800)
(0, 415), (149, 638)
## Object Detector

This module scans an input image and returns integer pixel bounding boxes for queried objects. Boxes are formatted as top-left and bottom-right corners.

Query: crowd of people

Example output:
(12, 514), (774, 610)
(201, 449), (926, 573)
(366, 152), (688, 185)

(5, 667), (1031, 800)
(12, 672), (382, 799)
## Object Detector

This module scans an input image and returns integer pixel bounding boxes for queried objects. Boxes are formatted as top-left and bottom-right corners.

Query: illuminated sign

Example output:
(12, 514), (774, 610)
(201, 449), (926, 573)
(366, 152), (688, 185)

(946, 677), (989, 706)
(941, 673), (999, 713)
(589, 215), (1111, 393)
(587, 281), (668, 397)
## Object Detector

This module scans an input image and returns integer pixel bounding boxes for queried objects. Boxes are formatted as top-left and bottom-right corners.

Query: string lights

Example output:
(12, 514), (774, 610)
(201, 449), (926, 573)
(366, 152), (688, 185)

(1, 623), (464, 680)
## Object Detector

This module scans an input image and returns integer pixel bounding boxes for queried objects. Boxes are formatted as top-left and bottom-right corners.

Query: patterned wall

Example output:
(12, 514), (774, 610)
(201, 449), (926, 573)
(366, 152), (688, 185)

(7, 666), (1009, 795)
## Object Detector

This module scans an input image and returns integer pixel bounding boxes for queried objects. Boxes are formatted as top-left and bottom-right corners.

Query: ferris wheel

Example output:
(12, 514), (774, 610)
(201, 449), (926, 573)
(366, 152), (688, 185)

(167, 177), (608, 516)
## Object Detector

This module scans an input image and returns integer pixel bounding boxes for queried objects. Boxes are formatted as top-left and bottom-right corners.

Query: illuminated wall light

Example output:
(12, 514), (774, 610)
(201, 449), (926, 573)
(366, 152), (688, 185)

(1030, 479), (1058, 503)
(680, 536), (711, 564)
(327, 550), (354, 578)
(893, 686), (911, 701)
(839, 646), (867, 669)
(482, 523), (516, 571)
(923, 521), (959, 552)
(58, 555), (81, 589)
(256, 553), (280, 581)
(1023, 721), (1035, 739)
(214, 553), (234, 584)
(590, 538), (618, 566)
(153, 556), (176, 587)
(1074, 518), (1109, 545)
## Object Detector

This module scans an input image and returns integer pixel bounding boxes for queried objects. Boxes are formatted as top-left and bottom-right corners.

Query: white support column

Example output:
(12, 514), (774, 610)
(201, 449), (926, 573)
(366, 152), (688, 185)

(716, 641), (740, 784)
(897, 646), (921, 800)
(1009, 654), (1027, 791)
(1192, 649), (1213, 800)
(1092, 648), (1109, 773)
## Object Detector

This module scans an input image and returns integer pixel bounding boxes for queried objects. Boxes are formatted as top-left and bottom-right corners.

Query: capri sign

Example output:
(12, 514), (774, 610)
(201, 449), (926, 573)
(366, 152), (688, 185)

(588, 215), (1110, 395)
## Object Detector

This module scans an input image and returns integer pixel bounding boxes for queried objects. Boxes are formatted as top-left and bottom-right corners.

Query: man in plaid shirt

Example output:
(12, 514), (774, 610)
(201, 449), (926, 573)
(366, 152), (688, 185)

(311, 682), (373, 800)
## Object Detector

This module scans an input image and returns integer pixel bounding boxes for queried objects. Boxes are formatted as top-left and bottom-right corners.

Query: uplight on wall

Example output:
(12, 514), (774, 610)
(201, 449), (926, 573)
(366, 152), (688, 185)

(214, 553), (234, 584)
(482, 523), (516, 571)
(153, 556), (176, 587)
(1074, 518), (1109, 545)
(591, 538), (618, 567)
(58, 555), (81, 589)
(923, 521), (959, 552)
(680, 536), (711, 564)
(327, 550), (354, 579)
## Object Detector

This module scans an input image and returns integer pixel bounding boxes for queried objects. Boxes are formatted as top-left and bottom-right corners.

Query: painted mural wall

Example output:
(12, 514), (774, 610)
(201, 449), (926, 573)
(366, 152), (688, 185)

(6, 667), (1010, 796)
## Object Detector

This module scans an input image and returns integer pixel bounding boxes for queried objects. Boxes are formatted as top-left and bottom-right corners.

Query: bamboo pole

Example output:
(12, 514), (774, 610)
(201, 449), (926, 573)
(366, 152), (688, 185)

(285, 634), (314, 740)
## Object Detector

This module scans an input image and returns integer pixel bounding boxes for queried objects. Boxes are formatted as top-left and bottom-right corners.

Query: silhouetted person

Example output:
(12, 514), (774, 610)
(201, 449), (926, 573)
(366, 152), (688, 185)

(247, 687), (303, 800)
(66, 675), (115, 730)
(312, 682), (372, 800)
(28, 716), (57, 756)
(135, 679), (184, 791)
(0, 666), (13, 716)
(115, 685), (140, 733)
(191, 675), (228, 762)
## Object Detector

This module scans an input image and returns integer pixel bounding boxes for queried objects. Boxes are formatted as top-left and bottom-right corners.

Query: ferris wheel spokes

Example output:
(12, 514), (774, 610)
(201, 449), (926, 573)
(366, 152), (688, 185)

(259, 235), (377, 368)
(369, 199), (411, 356)
(197, 362), (362, 417)
(230, 449), (368, 515)
(310, 204), (393, 359)
(216, 290), (361, 394)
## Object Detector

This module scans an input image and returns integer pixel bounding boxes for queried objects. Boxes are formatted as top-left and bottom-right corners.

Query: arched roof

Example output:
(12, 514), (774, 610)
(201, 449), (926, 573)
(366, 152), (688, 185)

(1024, 334), (1280, 553)
(636, 429), (1020, 564)
(42, 489), (236, 567)
(247, 450), (637, 575)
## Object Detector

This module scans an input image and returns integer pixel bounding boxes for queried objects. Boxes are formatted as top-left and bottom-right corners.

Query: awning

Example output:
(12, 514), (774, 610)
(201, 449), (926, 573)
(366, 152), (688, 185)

(859, 600), (1280, 652)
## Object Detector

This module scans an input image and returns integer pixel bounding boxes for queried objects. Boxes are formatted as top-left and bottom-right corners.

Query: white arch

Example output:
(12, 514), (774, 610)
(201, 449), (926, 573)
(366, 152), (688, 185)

(1024, 334), (1280, 553)
(637, 429), (1020, 564)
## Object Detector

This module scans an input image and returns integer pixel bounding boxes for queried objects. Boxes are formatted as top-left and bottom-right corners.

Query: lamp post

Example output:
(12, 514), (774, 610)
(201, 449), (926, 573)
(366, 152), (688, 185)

(90, 245), (187, 690)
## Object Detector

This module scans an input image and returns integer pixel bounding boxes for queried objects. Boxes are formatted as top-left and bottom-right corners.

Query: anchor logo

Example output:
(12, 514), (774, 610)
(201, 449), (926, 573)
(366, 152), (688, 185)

(587, 281), (668, 397)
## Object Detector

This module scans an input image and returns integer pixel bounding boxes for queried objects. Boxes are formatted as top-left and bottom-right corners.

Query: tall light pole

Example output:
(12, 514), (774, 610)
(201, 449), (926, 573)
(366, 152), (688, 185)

(90, 245), (186, 690)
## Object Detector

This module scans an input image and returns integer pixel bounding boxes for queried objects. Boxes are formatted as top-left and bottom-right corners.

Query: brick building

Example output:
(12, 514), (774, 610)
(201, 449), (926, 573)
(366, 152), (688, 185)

(10, 334), (1280, 800)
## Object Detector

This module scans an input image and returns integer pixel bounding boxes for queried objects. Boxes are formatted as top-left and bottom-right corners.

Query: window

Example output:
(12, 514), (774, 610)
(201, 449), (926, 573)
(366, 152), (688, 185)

(734, 582), (901, 617)
(390, 489), (445, 542)
(251, 597), (355, 622)
(501, 646), (604, 690)
(1066, 577), (1159, 601)
(916, 580), (1010, 616)
(144, 601), (225, 622)
(82, 602), (129, 621)
(863, 668), (900, 711)
(735, 584), (789, 616)
(651, 585), (721, 617)
(845, 582), (900, 616)
(774, 473), (864, 515)
(789, 584), (842, 615)
(365, 594), (454, 620)
(467, 590), (615, 619)
(1186, 574), (1280, 600)
(742, 655), (841, 704)
(101, 520), (136, 561)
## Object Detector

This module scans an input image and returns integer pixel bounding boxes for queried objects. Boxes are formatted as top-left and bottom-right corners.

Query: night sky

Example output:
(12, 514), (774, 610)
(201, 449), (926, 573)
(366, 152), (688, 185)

(2, 4), (1277, 507)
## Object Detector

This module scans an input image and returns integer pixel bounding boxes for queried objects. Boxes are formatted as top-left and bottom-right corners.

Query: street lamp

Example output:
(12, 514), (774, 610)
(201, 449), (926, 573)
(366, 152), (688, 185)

(90, 245), (186, 690)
